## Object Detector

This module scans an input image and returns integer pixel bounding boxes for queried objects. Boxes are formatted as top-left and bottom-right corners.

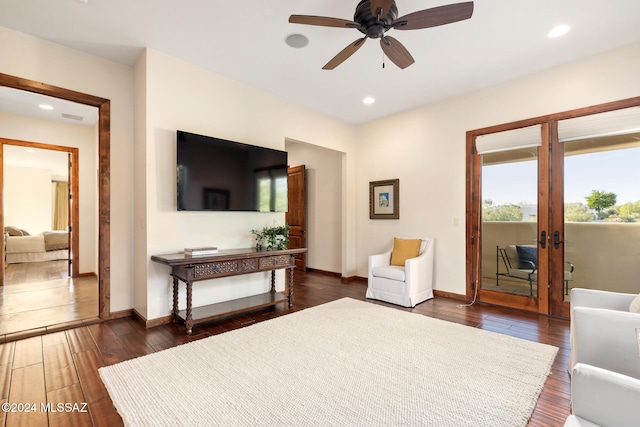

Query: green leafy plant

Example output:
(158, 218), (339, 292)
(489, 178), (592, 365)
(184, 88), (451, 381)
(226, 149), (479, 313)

(251, 224), (290, 251)
(585, 190), (617, 218)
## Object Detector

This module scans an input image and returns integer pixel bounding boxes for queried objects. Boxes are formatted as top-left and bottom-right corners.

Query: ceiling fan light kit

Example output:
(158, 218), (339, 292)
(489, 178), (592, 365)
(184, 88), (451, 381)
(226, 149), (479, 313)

(289, 0), (474, 70)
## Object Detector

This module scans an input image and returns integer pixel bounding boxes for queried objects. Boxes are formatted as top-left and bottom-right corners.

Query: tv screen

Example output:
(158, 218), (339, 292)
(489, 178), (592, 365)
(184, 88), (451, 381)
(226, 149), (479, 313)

(177, 131), (288, 212)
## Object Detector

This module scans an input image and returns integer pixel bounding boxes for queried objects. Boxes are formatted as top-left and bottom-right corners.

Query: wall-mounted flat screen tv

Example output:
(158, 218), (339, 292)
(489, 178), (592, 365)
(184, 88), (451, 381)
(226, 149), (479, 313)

(177, 131), (288, 212)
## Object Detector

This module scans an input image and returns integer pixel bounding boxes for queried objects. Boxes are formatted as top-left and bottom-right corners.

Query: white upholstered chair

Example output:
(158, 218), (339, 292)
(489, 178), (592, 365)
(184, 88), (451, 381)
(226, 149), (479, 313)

(564, 363), (640, 427)
(568, 288), (640, 380)
(366, 238), (434, 307)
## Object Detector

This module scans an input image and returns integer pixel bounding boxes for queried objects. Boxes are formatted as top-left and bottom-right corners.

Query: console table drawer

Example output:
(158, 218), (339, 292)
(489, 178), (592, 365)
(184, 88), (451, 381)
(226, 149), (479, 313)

(194, 261), (238, 278)
(259, 255), (293, 269)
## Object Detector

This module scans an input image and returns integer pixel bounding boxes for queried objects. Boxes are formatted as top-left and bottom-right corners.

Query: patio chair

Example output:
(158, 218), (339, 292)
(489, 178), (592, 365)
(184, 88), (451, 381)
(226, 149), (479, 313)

(496, 245), (574, 296)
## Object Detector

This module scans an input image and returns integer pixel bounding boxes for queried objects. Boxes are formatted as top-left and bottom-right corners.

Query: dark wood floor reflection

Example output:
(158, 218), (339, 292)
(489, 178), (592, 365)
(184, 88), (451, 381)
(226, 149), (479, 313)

(1, 261), (98, 337)
(0, 271), (571, 426)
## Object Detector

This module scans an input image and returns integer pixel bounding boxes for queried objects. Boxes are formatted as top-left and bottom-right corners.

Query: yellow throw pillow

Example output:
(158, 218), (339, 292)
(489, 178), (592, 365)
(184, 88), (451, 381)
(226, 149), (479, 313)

(390, 238), (422, 266)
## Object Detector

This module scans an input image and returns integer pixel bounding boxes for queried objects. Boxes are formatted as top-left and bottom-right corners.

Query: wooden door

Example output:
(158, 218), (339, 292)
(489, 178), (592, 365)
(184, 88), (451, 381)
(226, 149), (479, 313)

(286, 165), (306, 271)
(67, 152), (72, 276)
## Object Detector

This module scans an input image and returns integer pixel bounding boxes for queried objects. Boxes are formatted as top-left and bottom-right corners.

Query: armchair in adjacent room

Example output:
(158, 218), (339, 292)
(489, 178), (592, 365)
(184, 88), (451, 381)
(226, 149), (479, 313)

(366, 237), (434, 308)
(568, 288), (640, 380)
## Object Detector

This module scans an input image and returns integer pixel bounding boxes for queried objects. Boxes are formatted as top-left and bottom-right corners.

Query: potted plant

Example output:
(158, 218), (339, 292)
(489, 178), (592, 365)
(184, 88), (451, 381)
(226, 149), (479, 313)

(251, 224), (290, 251)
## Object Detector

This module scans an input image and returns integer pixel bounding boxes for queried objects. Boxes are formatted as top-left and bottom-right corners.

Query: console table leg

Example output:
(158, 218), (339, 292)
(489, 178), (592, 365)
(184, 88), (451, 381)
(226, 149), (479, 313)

(172, 277), (179, 323)
(186, 281), (193, 335)
(270, 270), (276, 293)
(288, 267), (294, 308)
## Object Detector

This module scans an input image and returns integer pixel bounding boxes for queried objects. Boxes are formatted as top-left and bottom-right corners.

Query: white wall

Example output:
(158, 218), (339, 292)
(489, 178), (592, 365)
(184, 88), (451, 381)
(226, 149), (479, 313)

(355, 42), (640, 295)
(4, 165), (51, 233)
(3, 24), (638, 318)
(285, 140), (343, 273)
(137, 49), (357, 320)
(0, 111), (98, 274)
(0, 26), (135, 311)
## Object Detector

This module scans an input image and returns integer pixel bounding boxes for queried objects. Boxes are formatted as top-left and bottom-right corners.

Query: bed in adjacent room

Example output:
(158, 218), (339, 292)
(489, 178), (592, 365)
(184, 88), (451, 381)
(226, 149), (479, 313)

(4, 227), (69, 264)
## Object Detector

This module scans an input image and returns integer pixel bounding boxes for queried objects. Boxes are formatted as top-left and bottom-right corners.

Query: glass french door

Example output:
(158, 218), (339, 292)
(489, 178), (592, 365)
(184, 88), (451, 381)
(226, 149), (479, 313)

(553, 107), (640, 316)
(469, 100), (640, 317)
(473, 124), (551, 314)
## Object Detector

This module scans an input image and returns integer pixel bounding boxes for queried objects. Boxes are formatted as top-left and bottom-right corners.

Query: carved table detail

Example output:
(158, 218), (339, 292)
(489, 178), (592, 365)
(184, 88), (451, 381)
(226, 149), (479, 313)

(194, 261), (238, 277)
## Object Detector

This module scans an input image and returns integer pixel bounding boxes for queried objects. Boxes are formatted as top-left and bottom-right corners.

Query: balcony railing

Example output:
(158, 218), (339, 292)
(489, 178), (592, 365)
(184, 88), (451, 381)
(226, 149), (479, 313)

(481, 221), (640, 297)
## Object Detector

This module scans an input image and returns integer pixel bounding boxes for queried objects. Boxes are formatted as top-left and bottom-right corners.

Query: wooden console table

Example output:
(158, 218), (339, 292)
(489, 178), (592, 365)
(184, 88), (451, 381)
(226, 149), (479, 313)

(151, 247), (307, 334)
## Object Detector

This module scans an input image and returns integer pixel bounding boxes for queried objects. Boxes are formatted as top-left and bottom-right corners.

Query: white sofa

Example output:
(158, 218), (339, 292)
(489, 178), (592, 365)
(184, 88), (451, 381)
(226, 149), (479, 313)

(366, 238), (434, 307)
(569, 288), (640, 380)
(564, 363), (640, 427)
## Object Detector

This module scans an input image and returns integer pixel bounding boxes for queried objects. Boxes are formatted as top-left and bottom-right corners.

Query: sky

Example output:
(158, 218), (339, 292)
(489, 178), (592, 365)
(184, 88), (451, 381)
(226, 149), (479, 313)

(482, 146), (640, 206)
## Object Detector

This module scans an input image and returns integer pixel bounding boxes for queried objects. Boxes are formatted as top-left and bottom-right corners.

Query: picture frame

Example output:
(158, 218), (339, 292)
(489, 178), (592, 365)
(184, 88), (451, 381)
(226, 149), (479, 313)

(369, 179), (399, 219)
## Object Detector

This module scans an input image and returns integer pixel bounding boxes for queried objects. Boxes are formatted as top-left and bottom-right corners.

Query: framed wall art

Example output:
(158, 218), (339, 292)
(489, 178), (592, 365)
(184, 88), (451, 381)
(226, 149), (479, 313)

(369, 179), (399, 219)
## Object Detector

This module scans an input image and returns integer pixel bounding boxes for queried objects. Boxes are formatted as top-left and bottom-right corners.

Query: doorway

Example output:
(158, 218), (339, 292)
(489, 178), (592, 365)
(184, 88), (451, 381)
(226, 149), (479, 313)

(467, 97), (640, 317)
(0, 72), (111, 329)
(285, 140), (343, 276)
(0, 140), (97, 335)
(2, 140), (80, 278)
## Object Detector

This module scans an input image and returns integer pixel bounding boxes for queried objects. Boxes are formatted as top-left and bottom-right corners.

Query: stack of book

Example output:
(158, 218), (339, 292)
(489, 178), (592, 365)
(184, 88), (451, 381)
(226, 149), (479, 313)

(184, 246), (218, 256)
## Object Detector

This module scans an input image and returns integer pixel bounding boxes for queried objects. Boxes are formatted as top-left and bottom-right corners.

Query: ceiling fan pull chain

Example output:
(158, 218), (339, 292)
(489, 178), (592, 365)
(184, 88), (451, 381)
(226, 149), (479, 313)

(382, 51), (385, 68)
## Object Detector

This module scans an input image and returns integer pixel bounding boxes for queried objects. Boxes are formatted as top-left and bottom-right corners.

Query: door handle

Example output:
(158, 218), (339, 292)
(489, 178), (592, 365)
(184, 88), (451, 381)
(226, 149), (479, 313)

(553, 231), (569, 249)
(537, 230), (546, 249)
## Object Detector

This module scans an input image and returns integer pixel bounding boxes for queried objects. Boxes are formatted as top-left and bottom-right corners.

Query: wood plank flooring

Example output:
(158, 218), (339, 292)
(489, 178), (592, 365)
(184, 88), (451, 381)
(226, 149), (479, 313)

(0, 271), (571, 426)
(1, 261), (98, 337)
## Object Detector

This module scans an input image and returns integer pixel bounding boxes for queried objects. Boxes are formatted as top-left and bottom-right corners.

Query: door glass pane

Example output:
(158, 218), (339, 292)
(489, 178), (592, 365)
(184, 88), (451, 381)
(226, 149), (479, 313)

(562, 133), (640, 301)
(481, 147), (539, 297)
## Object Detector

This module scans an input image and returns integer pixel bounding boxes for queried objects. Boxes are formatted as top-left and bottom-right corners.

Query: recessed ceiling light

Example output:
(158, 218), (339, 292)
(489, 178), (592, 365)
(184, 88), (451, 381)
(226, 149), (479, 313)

(285, 33), (309, 49)
(548, 24), (570, 38)
(26, 149), (35, 153)
(363, 97), (375, 105)
(39, 104), (54, 110)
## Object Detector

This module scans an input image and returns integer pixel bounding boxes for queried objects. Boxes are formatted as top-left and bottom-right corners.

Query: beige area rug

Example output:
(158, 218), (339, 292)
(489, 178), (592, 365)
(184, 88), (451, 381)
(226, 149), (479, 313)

(99, 298), (558, 427)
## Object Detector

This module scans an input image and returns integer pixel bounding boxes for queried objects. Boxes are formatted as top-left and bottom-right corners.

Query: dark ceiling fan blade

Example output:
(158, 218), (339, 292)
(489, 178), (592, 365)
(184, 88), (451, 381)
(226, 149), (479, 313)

(369, 0), (395, 18)
(323, 37), (368, 70)
(289, 15), (360, 29)
(380, 36), (415, 69)
(392, 1), (474, 30)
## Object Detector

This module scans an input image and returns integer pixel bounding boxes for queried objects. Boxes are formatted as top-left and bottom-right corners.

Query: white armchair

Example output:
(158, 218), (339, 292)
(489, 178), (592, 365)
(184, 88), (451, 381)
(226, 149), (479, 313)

(564, 363), (640, 427)
(569, 288), (640, 380)
(366, 238), (434, 308)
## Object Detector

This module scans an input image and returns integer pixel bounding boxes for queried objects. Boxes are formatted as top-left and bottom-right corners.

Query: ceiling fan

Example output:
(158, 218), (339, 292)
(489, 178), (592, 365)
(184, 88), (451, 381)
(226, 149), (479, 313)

(289, 0), (474, 70)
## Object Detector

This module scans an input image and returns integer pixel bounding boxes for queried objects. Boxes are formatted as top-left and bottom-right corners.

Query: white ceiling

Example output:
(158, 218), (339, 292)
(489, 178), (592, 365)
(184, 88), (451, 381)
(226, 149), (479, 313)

(0, 0), (640, 124)
(0, 87), (98, 126)
(4, 144), (69, 178)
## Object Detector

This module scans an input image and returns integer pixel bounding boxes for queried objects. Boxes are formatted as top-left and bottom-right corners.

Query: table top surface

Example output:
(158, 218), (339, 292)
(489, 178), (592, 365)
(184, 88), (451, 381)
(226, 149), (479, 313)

(151, 247), (307, 266)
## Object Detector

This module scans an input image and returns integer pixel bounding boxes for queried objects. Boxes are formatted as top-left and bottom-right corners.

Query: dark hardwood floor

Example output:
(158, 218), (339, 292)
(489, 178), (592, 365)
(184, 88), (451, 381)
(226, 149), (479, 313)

(0, 271), (571, 426)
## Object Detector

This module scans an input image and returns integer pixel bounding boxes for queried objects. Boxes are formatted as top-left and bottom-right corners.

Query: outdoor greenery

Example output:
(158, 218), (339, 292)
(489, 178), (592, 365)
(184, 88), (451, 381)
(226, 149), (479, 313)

(483, 191), (640, 223)
(585, 190), (617, 217)
(564, 203), (595, 222)
(482, 200), (523, 221)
